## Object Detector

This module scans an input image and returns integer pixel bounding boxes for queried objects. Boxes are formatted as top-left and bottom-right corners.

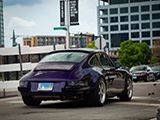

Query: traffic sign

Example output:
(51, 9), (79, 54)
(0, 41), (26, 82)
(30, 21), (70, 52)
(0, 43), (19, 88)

(53, 27), (67, 31)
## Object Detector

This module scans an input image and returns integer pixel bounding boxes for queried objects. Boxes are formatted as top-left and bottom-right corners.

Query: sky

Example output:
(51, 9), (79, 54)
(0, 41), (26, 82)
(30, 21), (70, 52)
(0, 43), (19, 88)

(3, 0), (98, 47)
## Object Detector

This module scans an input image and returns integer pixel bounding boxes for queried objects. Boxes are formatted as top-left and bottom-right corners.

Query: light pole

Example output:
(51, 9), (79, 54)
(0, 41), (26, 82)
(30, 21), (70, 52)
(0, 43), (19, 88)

(65, 0), (70, 49)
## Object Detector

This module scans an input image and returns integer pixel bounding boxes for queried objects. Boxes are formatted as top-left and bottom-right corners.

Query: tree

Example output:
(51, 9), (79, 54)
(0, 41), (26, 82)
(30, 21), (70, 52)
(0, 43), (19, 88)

(148, 56), (158, 64)
(85, 41), (97, 49)
(135, 42), (151, 64)
(117, 40), (143, 68)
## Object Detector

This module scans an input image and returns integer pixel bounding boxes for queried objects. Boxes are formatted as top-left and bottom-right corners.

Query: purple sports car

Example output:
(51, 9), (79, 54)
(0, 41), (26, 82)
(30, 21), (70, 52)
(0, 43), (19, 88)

(18, 49), (133, 106)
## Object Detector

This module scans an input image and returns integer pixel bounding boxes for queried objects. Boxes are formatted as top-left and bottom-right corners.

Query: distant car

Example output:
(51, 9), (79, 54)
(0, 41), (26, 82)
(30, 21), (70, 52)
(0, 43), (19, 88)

(18, 49), (133, 107)
(151, 66), (160, 80)
(130, 65), (156, 82)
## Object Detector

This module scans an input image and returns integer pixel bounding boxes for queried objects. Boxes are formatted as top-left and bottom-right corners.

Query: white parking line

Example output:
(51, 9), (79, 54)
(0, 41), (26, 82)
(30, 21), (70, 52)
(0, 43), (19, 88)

(0, 96), (21, 102)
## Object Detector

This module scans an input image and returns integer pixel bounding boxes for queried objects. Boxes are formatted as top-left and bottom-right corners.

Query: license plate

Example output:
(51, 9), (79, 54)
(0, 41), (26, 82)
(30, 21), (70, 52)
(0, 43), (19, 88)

(133, 76), (137, 79)
(38, 83), (54, 91)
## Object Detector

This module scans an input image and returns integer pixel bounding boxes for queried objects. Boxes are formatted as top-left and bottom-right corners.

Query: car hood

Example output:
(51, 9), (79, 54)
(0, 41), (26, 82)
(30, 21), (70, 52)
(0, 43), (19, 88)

(24, 62), (80, 82)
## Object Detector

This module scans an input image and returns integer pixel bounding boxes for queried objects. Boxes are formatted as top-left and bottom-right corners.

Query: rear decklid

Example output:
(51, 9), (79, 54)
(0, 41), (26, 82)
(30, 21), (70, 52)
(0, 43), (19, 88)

(28, 62), (78, 82)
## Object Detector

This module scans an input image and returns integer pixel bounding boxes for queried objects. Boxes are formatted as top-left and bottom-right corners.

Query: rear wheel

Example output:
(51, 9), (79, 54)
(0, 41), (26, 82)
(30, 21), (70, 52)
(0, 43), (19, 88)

(119, 77), (133, 101)
(22, 95), (42, 106)
(87, 78), (106, 106)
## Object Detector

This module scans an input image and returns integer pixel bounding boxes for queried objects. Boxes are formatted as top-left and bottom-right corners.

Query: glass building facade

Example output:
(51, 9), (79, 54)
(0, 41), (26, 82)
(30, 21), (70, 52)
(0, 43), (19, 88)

(0, 0), (4, 47)
(98, 0), (160, 55)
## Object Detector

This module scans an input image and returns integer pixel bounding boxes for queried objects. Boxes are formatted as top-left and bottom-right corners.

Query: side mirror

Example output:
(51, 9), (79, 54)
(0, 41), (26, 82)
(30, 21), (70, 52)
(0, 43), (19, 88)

(147, 69), (150, 72)
(115, 62), (121, 69)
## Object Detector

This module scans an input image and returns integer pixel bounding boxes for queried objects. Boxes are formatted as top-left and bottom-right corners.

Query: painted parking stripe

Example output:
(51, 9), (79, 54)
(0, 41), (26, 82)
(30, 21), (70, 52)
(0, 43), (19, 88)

(0, 96), (21, 102)
(114, 102), (160, 107)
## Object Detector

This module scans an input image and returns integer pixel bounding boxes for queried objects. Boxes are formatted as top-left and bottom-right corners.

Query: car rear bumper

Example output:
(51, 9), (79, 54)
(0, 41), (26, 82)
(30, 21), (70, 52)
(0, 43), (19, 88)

(18, 86), (93, 100)
(132, 75), (147, 82)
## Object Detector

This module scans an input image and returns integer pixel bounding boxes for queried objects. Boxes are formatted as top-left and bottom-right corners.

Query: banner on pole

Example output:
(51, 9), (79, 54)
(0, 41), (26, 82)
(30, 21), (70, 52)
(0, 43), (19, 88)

(70, 0), (79, 25)
(60, 0), (65, 26)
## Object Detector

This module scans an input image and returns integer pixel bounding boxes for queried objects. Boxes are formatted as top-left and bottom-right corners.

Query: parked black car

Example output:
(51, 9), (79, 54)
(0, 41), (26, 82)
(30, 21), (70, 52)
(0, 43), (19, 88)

(151, 66), (160, 80)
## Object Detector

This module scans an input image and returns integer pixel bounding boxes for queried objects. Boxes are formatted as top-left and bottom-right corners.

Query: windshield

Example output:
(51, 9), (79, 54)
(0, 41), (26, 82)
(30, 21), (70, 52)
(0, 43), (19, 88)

(130, 66), (147, 72)
(40, 52), (89, 63)
(152, 67), (160, 71)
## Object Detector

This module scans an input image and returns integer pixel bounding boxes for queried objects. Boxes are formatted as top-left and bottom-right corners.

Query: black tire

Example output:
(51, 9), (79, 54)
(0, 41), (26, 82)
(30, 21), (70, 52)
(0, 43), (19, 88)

(119, 77), (133, 101)
(22, 95), (42, 106)
(133, 79), (138, 83)
(87, 78), (106, 106)
(145, 75), (150, 82)
(151, 75), (156, 82)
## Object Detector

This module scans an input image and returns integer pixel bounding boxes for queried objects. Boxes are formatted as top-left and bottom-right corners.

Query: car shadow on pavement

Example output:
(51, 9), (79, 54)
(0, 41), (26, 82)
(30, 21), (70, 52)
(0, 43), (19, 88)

(27, 98), (121, 109)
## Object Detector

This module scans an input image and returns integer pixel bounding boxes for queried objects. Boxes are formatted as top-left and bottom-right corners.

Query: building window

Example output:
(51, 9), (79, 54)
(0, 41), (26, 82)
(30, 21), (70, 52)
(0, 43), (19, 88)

(133, 41), (140, 43)
(30, 54), (40, 63)
(142, 23), (150, 29)
(110, 8), (118, 14)
(142, 40), (150, 45)
(152, 13), (160, 19)
(141, 14), (150, 20)
(131, 15), (139, 21)
(120, 16), (128, 22)
(120, 7), (128, 13)
(131, 6), (139, 13)
(131, 32), (139, 38)
(103, 34), (108, 40)
(111, 33), (129, 47)
(120, 24), (129, 30)
(101, 18), (108, 23)
(131, 23), (139, 30)
(110, 17), (118, 23)
(102, 26), (108, 32)
(153, 31), (160, 37)
(110, 25), (118, 31)
(110, 0), (128, 5)
(152, 4), (160, 11)
(131, 0), (150, 3)
(100, 9), (108, 15)
(141, 5), (150, 12)
(142, 31), (150, 37)
(153, 22), (160, 28)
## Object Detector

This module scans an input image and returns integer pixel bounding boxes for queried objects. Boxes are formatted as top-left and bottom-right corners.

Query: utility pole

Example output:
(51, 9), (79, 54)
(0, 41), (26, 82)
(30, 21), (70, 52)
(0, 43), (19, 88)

(18, 44), (23, 77)
(65, 0), (70, 49)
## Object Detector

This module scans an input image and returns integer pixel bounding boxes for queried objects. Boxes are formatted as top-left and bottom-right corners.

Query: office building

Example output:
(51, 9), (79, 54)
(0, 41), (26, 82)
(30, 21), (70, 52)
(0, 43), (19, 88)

(97, 0), (160, 56)
(23, 34), (94, 48)
(0, 0), (4, 47)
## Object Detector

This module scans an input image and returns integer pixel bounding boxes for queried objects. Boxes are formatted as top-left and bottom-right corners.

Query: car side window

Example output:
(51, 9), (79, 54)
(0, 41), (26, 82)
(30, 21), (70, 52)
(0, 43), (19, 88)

(89, 56), (99, 67)
(97, 53), (111, 67)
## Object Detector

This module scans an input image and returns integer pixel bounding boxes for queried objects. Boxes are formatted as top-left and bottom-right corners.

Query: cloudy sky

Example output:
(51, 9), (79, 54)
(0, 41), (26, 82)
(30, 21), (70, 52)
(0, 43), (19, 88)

(3, 0), (98, 47)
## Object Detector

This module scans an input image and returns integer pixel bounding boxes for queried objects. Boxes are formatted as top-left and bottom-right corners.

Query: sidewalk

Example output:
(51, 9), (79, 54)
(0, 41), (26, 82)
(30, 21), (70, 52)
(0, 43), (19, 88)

(0, 80), (20, 98)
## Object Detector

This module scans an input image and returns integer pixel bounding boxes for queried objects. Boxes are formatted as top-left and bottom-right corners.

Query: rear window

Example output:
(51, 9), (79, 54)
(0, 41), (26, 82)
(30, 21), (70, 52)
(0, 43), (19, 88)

(40, 52), (89, 63)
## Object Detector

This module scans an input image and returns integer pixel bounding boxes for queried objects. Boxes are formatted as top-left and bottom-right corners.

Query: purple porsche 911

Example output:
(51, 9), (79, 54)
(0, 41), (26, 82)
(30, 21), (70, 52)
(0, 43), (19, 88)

(18, 49), (133, 106)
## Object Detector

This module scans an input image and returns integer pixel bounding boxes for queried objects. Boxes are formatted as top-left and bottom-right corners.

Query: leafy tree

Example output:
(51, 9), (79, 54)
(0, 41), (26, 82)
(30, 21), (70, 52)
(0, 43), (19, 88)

(135, 42), (151, 64)
(117, 40), (143, 68)
(85, 41), (97, 49)
(148, 56), (158, 64)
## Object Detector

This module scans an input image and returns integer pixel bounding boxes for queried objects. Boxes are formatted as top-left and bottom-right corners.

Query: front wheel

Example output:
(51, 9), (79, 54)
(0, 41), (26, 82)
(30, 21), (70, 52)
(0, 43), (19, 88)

(87, 78), (106, 106)
(22, 95), (42, 106)
(118, 77), (133, 101)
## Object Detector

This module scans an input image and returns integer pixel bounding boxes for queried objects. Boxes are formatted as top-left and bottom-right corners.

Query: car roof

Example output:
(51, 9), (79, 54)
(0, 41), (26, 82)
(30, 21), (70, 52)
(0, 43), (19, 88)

(49, 48), (104, 54)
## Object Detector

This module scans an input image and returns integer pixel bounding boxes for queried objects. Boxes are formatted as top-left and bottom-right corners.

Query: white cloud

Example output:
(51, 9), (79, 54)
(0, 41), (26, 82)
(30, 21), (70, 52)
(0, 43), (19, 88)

(8, 16), (36, 28)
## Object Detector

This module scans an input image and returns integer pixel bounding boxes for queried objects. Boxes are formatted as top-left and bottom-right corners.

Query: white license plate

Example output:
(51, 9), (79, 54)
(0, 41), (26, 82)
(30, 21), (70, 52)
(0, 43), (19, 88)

(133, 76), (137, 79)
(38, 83), (54, 91)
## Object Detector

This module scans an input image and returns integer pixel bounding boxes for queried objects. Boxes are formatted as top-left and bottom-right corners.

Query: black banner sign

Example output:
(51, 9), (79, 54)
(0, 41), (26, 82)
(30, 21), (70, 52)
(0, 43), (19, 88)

(60, 1), (65, 26)
(70, 0), (79, 25)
